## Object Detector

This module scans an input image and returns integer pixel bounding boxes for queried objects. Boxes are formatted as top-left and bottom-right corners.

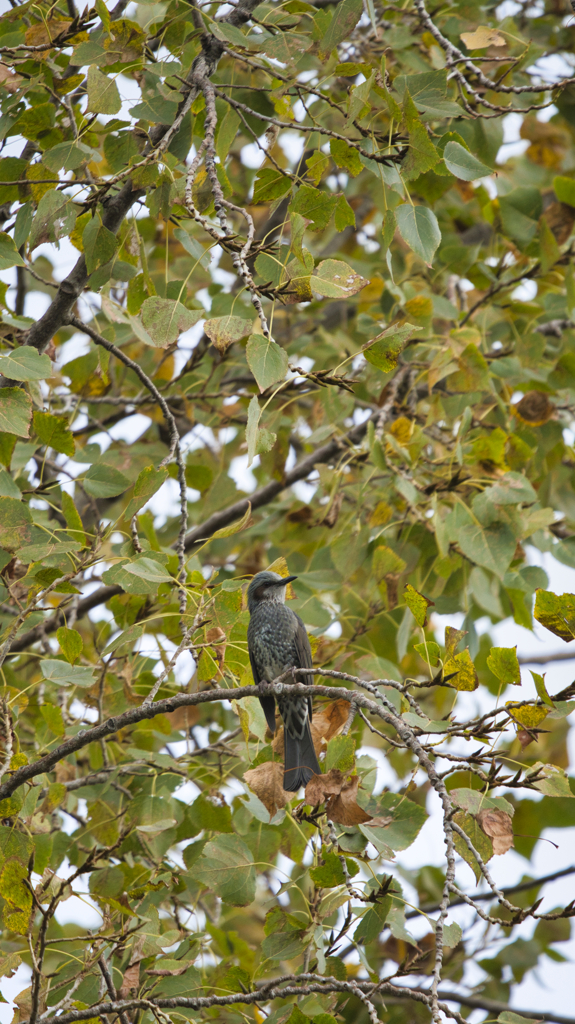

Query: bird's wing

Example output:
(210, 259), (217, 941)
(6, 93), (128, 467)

(293, 612), (314, 721)
(249, 641), (277, 734)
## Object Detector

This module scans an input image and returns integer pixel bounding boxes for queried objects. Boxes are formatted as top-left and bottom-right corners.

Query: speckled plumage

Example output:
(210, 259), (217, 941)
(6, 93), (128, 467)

(247, 571), (321, 791)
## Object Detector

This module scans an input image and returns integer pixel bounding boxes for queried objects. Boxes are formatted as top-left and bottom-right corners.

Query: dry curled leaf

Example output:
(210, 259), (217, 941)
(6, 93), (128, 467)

(119, 961), (141, 998)
(476, 808), (513, 855)
(0, 63), (23, 93)
(305, 769), (372, 825)
(318, 491), (344, 528)
(206, 625), (226, 670)
(544, 201), (575, 244)
(244, 761), (292, 819)
(513, 390), (553, 426)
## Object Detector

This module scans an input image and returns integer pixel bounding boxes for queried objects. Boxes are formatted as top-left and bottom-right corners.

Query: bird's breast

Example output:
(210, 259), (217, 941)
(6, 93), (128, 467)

(248, 608), (298, 682)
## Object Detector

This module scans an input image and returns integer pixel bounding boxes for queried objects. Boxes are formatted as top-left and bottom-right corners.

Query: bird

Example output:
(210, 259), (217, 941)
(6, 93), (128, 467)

(247, 570), (321, 792)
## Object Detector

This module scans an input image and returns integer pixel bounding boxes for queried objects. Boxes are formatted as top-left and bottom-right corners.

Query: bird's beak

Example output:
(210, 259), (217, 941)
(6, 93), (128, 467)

(275, 575), (298, 586)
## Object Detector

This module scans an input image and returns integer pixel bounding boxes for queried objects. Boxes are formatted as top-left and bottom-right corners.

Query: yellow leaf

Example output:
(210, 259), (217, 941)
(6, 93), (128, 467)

(444, 648), (478, 691)
(404, 583), (433, 627)
(508, 703), (549, 729)
(267, 555), (296, 599)
(460, 26), (506, 49)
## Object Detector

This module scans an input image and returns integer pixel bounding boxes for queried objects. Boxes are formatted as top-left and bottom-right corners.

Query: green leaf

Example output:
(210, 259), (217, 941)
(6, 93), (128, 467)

(529, 763), (574, 798)
(483, 472), (536, 506)
(530, 670), (555, 708)
(140, 297), (203, 347)
(443, 921), (462, 947)
(211, 502), (252, 539)
(86, 65), (122, 114)
(33, 411), (74, 456)
(325, 734), (355, 771)
(246, 394), (261, 467)
(124, 465), (168, 520)
(395, 204), (441, 266)
(102, 623), (144, 655)
(486, 646), (521, 686)
(83, 464), (130, 498)
(40, 702), (65, 736)
(443, 141), (492, 181)
(0, 495), (33, 550)
(309, 851), (346, 888)
(363, 792), (428, 851)
(334, 193), (355, 231)
(310, 259), (367, 299)
(193, 834), (256, 906)
(56, 626), (83, 665)
(354, 898), (392, 943)
(83, 214), (119, 275)
(40, 659), (96, 688)
(0, 348), (51, 382)
(0, 232), (26, 270)
(553, 175), (575, 208)
(402, 91), (439, 180)
(0, 388), (31, 439)
(253, 167), (292, 204)
(330, 139), (363, 177)
(204, 316), (253, 354)
(62, 491), (87, 546)
(124, 557), (173, 583)
(453, 810), (492, 881)
(458, 522), (516, 581)
(499, 1014), (543, 1024)
(30, 190), (78, 252)
(191, 792), (234, 833)
(404, 583), (433, 626)
(43, 141), (94, 172)
(319, 0), (363, 58)
(246, 335), (288, 392)
(534, 589), (575, 642)
(364, 322), (422, 371)
(306, 150), (330, 186)
(290, 185), (339, 231)
(216, 105), (241, 163)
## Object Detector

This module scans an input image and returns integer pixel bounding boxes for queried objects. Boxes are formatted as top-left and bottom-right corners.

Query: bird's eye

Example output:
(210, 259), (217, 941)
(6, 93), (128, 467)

(254, 586), (267, 599)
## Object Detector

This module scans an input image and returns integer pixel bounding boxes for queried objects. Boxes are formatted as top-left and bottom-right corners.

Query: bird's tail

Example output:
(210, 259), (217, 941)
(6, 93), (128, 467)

(283, 720), (321, 792)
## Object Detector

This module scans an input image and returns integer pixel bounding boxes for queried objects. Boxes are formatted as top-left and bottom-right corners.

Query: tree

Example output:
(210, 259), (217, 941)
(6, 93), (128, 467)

(0, 0), (575, 1021)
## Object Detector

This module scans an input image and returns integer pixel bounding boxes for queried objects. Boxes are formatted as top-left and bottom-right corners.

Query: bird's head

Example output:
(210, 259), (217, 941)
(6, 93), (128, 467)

(247, 570), (298, 613)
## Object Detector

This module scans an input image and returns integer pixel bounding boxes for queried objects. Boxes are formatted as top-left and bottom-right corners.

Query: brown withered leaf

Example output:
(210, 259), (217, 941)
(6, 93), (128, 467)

(514, 390), (553, 426)
(517, 728), (538, 749)
(147, 965), (189, 977)
(206, 625), (226, 670)
(476, 809), (513, 855)
(25, 18), (73, 47)
(55, 760), (76, 784)
(0, 63), (23, 93)
(305, 769), (372, 825)
(119, 961), (141, 999)
(272, 698), (350, 756)
(545, 201), (575, 244)
(318, 491), (343, 528)
(163, 703), (199, 731)
(244, 761), (292, 819)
